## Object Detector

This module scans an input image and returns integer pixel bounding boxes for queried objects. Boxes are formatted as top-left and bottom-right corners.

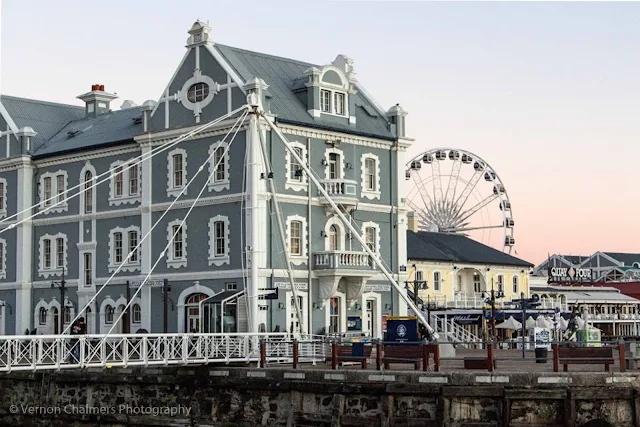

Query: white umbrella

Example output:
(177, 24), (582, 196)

(497, 316), (523, 330)
(525, 316), (536, 329)
(576, 317), (586, 329)
(536, 316), (553, 328)
(559, 317), (569, 331)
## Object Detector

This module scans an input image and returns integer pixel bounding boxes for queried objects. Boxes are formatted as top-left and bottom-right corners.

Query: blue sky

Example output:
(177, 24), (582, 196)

(2, 1), (639, 263)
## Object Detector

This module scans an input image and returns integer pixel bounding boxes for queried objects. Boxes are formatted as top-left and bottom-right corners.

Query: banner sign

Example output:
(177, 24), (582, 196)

(364, 284), (391, 292)
(129, 280), (164, 288)
(386, 317), (418, 342)
(273, 282), (308, 290)
(450, 314), (483, 325)
(548, 266), (592, 283)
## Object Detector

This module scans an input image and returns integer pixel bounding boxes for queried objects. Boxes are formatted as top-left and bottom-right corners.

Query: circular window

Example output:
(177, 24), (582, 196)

(187, 83), (209, 103)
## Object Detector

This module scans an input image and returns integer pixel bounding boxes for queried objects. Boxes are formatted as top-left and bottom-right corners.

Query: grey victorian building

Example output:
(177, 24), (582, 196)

(0, 21), (413, 337)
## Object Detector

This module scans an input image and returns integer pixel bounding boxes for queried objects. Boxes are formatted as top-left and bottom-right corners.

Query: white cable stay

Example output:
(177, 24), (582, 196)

(63, 108), (250, 335)
(0, 105), (248, 234)
(261, 112), (438, 339)
(91, 110), (249, 357)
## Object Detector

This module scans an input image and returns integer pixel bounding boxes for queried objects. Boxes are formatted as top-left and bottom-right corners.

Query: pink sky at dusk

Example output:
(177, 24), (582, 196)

(1, 1), (639, 266)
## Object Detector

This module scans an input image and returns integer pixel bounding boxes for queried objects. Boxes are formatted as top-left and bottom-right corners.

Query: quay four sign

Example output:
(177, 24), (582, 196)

(548, 266), (592, 281)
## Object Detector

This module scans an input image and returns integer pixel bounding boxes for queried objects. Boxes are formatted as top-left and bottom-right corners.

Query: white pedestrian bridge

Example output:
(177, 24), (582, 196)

(0, 333), (328, 373)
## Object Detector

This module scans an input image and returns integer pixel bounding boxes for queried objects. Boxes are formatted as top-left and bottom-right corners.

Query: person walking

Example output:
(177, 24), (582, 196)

(69, 317), (87, 363)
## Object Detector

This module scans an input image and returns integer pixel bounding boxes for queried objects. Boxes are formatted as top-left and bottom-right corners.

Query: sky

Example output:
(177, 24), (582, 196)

(1, 1), (639, 265)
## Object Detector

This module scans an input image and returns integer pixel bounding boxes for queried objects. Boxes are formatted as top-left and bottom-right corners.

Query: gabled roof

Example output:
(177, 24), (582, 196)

(214, 44), (396, 141)
(1, 95), (84, 148)
(604, 252), (640, 267)
(407, 231), (533, 268)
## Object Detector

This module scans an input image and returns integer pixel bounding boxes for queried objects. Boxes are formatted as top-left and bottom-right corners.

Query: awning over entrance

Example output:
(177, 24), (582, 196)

(201, 290), (245, 333)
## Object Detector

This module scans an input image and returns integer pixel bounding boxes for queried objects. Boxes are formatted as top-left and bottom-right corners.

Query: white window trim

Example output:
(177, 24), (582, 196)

(324, 290), (347, 334)
(80, 250), (96, 287)
(361, 221), (381, 258)
(167, 148), (188, 198)
(324, 147), (345, 180)
(0, 237), (6, 279)
(208, 215), (230, 266)
(433, 270), (443, 293)
(108, 160), (141, 206)
(285, 141), (308, 192)
(167, 219), (187, 269)
(512, 275), (519, 294)
(497, 274), (504, 292)
(38, 233), (67, 278)
(39, 170), (68, 214)
(319, 68), (350, 118)
(208, 142), (230, 192)
(0, 177), (7, 219)
(108, 226), (141, 273)
(79, 162), (97, 215)
(324, 216), (345, 251)
(360, 153), (381, 200)
(286, 215), (307, 265)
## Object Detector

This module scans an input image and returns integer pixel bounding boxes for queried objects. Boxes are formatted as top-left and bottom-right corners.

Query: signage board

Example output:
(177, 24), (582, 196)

(364, 284), (391, 292)
(386, 316), (418, 342)
(450, 314), (483, 325)
(273, 282), (308, 290)
(347, 316), (362, 331)
(258, 288), (278, 300)
(529, 327), (551, 349)
(129, 280), (164, 288)
(548, 266), (592, 283)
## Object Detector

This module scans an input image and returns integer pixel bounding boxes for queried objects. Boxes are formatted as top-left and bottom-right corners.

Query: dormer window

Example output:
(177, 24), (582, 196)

(334, 93), (345, 115)
(194, 33), (202, 43)
(321, 90), (331, 113)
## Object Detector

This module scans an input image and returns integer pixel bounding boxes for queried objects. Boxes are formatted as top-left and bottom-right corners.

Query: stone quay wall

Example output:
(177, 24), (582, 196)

(0, 365), (639, 426)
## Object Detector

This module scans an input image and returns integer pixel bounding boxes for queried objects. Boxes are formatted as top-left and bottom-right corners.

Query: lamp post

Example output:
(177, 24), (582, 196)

(520, 292), (526, 359)
(51, 267), (67, 334)
(482, 278), (504, 345)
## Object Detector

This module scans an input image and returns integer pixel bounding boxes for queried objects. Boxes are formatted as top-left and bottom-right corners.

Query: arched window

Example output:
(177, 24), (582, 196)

(105, 305), (114, 324)
(185, 293), (207, 333)
(328, 225), (339, 251)
(39, 307), (47, 325)
(84, 171), (93, 214)
(132, 304), (141, 323)
(64, 307), (71, 324)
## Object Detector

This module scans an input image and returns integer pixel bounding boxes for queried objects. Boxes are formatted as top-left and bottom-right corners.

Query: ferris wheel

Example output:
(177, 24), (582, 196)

(404, 148), (515, 253)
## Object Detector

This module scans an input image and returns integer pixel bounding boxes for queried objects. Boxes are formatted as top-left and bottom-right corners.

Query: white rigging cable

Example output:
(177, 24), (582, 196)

(63, 108), (250, 335)
(94, 110), (249, 352)
(0, 105), (248, 233)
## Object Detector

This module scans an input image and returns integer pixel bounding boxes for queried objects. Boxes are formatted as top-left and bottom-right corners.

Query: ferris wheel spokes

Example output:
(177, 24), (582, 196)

(430, 160), (444, 202)
(445, 157), (462, 205)
(454, 193), (499, 228)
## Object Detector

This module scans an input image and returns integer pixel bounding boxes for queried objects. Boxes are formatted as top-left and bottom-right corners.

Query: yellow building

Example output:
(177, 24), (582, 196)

(406, 216), (534, 309)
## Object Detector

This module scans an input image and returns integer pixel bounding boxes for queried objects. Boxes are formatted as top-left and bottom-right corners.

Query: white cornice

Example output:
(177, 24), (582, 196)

(276, 123), (402, 151)
(0, 156), (33, 172)
(34, 146), (140, 168)
(136, 122), (250, 146)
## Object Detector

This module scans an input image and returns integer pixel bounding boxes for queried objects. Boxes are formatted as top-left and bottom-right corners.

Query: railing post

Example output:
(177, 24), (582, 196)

(619, 341), (626, 373)
(487, 340), (494, 372)
(331, 342), (338, 370)
(293, 339), (299, 369)
(433, 344), (440, 372)
(259, 339), (267, 368)
(376, 341), (383, 371)
(552, 343), (559, 373)
(422, 344), (428, 372)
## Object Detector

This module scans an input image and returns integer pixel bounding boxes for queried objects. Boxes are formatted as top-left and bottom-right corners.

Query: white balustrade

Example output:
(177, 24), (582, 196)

(320, 179), (358, 197)
(314, 251), (375, 270)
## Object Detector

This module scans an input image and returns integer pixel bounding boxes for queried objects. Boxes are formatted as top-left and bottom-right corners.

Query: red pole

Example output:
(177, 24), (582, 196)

(552, 343), (559, 373)
(260, 340), (266, 368)
(331, 342), (338, 370)
(293, 339), (299, 370)
(487, 342), (494, 372)
(376, 341), (383, 371)
(619, 342), (626, 373)
(422, 344), (428, 372)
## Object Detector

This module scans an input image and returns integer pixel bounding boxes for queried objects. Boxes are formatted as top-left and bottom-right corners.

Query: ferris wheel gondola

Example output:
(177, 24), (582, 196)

(405, 148), (515, 254)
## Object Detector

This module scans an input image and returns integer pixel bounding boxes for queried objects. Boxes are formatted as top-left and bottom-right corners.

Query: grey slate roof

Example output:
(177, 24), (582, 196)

(604, 252), (640, 266)
(215, 44), (395, 141)
(407, 231), (533, 268)
(1, 95), (85, 148)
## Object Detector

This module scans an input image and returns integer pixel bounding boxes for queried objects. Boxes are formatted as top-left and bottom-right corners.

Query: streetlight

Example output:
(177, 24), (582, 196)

(481, 279), (504, 344)
(51, 267), (67, 334)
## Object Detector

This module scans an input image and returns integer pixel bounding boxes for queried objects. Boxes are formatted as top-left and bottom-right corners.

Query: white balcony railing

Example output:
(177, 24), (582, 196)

(319, 179), (358, 198)
(313, 251), (375, 271)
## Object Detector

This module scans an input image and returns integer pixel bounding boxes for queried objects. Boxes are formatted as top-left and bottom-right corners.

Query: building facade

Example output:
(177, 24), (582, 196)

(0, 21), (412, 337)
(533, 252), (640, 283)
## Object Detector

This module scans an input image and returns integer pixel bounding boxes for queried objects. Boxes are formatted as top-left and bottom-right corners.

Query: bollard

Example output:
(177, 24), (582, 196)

(376, 341), (383, 371)
(619, 342), (626, 373)
(293, 339), (299, 370)
(487, 342), (494, 372)
(552, 343), (559, 373)
(259, 340), (267, 368)
(331, 342), (338, 370)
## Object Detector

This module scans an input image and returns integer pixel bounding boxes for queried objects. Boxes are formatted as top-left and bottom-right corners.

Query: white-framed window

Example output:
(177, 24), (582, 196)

(285, 141), (308, 191)
(360, 153), (381, 200)
(38, 233), (67, 278)
(64, 307), (71, 324)
(415, 270), (424, 282)
(512, 276), (519, 294)
(286, 215), (308, 265)
(108, 226), (141, 272)
(167, 148), (187, 197)
(83, 170), (94, 214)
(0, 178), (7, 219)
(187, 83), (209, 103)
(39, 171), (68, 213)
(208, 215), (230, 266)
(320, 89), (331, 113)
(226, 282), (237, 291)
(208, 142), (230, 192)
(328, 225), (339, 251)
(497, 275), (504, 293)
(362, 221), (380, 257)
(167, 219), (187, 268)
(324, 147), (345, 181)
(105, 305), (114, 324)
(109, 160), (141, 206)
(456, 275), (463, 292)
(324, 217), (345, 252)
(83, 252), (93, 286)
(334, 92), (346, 115)
(0, 237), (6, 279)
(39, 307), (47, 325)
(433, 271), (441, 292)
(473, 273), (481, 293)
(132, 304), (142, 323)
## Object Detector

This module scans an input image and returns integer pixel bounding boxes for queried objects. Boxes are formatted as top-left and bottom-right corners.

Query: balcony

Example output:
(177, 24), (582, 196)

(318, 179), (358, 215)
(313, 251), (376, 272)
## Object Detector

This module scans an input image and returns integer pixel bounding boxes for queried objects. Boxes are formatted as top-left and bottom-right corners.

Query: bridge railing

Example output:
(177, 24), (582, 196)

(0, 333), (327, 372)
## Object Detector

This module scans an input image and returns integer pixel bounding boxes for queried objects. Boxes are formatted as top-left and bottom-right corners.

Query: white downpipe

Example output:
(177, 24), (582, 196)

(263, 114), (438, 339)
(247, 111), (261, 335)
